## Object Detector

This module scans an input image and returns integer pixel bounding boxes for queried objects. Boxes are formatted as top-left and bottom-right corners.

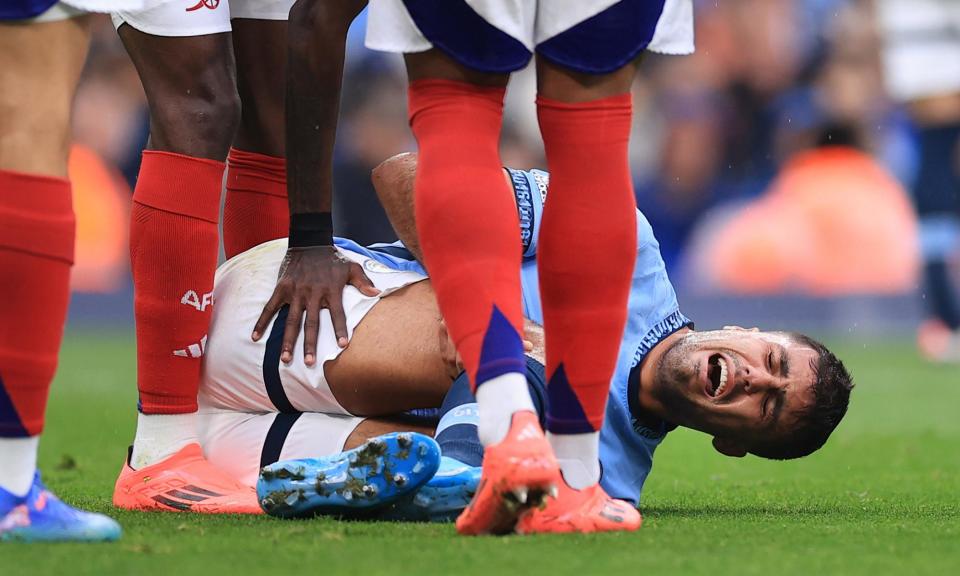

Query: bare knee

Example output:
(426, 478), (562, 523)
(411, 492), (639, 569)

(147, 78), (240, 160)
(289, 0), (364, 37)
(119, 28), (241, 160)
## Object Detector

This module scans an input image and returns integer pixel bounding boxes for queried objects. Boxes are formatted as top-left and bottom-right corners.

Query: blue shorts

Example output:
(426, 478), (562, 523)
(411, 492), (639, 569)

(366, 0), (695, 74)
(0, 0), (58, 19)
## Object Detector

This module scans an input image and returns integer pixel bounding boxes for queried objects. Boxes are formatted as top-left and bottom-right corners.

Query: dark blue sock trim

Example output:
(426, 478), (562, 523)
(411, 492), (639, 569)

(475, 305), (526, 387)
(545, 364), (598, 435)
(475, 357), (528, 387)
(0, 373), (29, 438)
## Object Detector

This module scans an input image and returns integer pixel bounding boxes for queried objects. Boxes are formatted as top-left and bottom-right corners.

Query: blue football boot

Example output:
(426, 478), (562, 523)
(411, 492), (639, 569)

(0, 472), (121, 542)
(257, 432), (441, 518)
(379, 456), (481, 522)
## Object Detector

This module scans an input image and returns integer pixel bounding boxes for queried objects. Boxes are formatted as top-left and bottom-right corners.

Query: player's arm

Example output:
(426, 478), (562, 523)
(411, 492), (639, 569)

(372, 153), (524, 265)
(253, 0), (378, 366)
(371, 153), (425, 262)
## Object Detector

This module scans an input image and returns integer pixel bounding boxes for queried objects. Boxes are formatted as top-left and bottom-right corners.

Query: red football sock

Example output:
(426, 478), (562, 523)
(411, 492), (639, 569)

(0, 170), (74, 437)
(131, 151), (224, 415)
(408, 79), (526, 389)
(537, 94), (638, 433)
(223, 147), (288, 260)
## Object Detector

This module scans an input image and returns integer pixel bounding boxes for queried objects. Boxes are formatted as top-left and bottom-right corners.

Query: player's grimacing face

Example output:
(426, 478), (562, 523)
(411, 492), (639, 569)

(651, 329), (817, 447)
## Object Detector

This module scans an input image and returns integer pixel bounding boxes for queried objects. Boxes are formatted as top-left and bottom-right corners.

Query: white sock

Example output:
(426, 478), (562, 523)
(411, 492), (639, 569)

(0, 436), (39, 497)
(130, 412), (199, 470)
(548, 431), (601, 490)
(475, 372), (535, 446)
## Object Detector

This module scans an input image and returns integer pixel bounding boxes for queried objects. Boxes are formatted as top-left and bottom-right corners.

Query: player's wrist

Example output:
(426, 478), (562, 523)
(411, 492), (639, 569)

(288, 212), (333, 248)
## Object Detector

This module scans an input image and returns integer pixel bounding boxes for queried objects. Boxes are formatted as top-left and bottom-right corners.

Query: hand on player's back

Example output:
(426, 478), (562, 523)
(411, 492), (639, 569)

(252, 246), (380, 365)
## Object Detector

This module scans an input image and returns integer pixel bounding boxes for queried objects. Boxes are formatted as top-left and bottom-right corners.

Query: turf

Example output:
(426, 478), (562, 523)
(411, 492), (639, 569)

(1, 332), (957, 575)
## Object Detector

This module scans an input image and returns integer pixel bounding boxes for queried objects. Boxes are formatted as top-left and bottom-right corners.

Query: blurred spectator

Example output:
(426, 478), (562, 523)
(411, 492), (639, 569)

(877, 0), (960, 361)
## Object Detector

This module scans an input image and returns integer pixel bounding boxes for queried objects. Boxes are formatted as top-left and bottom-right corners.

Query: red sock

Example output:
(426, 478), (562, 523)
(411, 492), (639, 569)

(408, 79), (526, 389)
(131, 151), (223, 415)
(0, 170), (74, 437)
(223, 148), (288, 260)
(537, 94), (638, 433)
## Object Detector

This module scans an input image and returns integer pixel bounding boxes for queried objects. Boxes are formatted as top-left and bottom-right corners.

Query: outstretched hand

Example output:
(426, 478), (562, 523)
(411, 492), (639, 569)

(252, 246), (380, 365)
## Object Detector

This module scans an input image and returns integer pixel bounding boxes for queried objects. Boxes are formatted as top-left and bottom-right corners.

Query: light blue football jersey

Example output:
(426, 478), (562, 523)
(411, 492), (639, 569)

(335, 168), (692, 507)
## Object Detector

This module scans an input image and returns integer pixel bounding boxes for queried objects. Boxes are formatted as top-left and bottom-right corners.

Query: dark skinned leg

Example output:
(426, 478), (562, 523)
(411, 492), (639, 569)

(117, 26), (239, 160)
(120, 29), (237, 447)
(222, 19), (289, 259)
(232, 19), (286, 156)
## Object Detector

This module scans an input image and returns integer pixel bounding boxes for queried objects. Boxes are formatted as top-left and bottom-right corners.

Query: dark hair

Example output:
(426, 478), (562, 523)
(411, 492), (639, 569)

(749, 333), (854, 460)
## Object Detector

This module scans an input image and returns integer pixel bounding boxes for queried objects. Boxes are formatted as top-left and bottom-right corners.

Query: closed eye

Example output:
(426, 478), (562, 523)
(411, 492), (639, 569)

(766, 351), (774, 372)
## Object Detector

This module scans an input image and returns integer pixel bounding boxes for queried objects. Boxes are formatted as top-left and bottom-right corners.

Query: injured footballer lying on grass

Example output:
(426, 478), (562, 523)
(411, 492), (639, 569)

(121, 153), (854, 529)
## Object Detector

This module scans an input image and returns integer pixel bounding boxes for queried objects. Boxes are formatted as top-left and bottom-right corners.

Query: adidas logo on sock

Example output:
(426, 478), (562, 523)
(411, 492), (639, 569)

(173, 335), (207, 358)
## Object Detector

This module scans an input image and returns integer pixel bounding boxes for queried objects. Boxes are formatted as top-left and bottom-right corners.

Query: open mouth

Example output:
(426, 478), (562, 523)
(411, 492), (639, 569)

(706, 353), (732, 398)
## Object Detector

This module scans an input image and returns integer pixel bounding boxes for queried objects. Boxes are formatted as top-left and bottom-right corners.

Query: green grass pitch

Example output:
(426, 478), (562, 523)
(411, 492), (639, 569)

(1, 332), (957, 575)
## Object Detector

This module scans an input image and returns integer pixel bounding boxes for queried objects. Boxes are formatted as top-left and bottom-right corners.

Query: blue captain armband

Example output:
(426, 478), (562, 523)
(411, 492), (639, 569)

(506, 168), (549, 259)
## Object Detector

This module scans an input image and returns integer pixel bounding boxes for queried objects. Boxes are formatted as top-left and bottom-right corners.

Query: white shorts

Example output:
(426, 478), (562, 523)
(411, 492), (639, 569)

(199, 409), (362, 488)
(878, 0), (960, 102)
(199, 239), (429, 415)
(111, 0), (293, 37)
(366, 0), (694, 73)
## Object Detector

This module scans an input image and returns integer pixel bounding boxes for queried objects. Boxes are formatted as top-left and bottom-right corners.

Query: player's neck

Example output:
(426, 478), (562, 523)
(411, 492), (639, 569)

(635, 327), (692, 417)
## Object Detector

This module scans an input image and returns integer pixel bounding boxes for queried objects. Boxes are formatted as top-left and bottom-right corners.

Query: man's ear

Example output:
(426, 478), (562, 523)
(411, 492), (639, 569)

(712, 436), (748, 458)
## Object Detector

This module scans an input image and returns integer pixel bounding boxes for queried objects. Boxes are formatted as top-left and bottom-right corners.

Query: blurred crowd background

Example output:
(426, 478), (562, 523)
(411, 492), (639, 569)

(65, 0), (960, 358)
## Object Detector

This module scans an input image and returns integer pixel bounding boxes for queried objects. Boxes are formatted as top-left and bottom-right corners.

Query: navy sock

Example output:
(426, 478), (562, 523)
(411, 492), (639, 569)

(435, 356), (547, 467)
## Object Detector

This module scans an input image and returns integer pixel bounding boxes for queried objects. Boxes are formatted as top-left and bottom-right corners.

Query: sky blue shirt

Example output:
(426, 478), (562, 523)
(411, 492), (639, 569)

(334, 169), (692, 506)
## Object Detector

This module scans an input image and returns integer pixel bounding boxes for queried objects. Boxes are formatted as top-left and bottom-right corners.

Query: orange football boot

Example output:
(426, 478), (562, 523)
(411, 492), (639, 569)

(113, 443), (261, 514)
(515, 478), (641, 534)
(455, 411), (559, 535)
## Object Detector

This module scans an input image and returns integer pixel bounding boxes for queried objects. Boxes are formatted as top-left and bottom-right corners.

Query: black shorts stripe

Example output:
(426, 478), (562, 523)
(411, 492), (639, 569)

(263, 305), (298, 413)
(260, 412), (303, 469)
(151, 495), (192, 511)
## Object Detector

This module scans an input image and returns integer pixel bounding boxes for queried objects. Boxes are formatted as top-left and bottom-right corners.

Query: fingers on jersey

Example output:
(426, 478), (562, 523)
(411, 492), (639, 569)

(0, 170), (74, 437)
(130, 152), (224, 414)
(407, 79), (526, 388)
(537, 94), (638, 435)
(223, 148), (288, 260)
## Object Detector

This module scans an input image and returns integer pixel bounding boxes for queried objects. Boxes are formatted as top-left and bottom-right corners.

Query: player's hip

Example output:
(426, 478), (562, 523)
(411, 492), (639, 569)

(201, 238), (429, 415)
